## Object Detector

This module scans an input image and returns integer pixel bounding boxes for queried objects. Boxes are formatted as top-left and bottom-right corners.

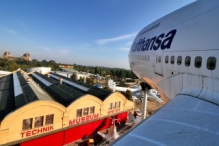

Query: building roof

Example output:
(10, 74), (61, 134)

(32, 72), (111, 106)
(49, 72), (111, 100)
(0, 71), (38, 121)
(0, 70), (112, 121)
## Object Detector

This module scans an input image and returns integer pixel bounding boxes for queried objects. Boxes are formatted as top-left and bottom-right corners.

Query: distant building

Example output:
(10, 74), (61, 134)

(1, 51), (31, 61)
(26, 67), (51, 74)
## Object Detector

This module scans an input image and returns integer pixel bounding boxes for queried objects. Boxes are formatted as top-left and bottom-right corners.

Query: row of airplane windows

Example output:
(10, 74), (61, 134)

(163, 56), (216, 70)
(130, 55), (216, 70)
(130, 55), (150, 61)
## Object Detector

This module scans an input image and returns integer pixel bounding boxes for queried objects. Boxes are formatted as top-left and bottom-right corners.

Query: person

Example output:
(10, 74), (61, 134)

(134, 111), (137, 118)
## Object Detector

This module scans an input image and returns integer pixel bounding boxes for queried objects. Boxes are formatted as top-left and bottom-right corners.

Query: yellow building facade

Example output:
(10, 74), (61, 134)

(0, 92), (134, 145)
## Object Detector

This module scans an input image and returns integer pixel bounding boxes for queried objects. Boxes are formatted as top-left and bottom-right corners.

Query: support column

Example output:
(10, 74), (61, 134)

(141, 88), (148, 121)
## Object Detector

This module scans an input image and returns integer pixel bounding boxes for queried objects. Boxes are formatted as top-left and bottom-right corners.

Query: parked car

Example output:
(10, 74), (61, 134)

(134, 109), (142, 117)
(132, 96), (138, 101)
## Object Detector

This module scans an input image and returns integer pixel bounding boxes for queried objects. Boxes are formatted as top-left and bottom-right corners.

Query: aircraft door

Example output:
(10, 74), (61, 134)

(154, 52), (163, 76)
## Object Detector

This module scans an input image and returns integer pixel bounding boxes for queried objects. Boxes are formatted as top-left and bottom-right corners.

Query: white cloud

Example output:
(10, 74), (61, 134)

(95, 33), (136, 45)
(8, 30), (17, 35)
(120, 48), (130, 51)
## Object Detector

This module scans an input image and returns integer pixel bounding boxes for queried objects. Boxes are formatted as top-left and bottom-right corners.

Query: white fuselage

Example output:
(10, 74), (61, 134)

(129, 0), (219, 104)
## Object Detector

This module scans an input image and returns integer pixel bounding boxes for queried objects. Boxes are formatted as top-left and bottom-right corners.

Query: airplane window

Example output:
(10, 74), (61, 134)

(177, 56), (182, 65)
(185, 56), (191, 66)
(158, 56), (161, 63)
(148, 55), (150, 61)
(195, 56), (202, 68)
(171, 56), (175, 64)
(165, 56), (169, 63)
(207, 57), (216, 70)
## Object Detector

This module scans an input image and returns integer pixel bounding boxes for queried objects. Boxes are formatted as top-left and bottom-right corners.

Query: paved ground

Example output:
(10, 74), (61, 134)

(135, 97), (164, 117)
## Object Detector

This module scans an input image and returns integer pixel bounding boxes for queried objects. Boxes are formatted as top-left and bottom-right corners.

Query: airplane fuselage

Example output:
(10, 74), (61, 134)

(129, 0), (219, 104)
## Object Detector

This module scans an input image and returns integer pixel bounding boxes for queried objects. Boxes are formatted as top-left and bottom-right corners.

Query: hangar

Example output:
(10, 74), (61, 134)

(0, 70), (134, 145)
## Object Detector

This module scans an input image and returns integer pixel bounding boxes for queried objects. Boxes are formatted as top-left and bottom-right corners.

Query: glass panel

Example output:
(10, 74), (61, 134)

(177, 56), (182, 65)
(165, 56), (168, 63)
(117, 101), (121, 108)
(46, 114), (54, 125)
(34, 116), (44, 128)
(171, 56), (175, 64)
(76, 109), (82, 117)
(112, 102), (116, 109)
(185, 56), (191, 66)
(207, 57), (216, 70)
(83, 107), (89, 116)
(158, 56), (161, 63)
(90, 106), (95, 114)
(195, 56), (202, 68)
(108, 103), (112, 110)
(22, 118), (33, 131)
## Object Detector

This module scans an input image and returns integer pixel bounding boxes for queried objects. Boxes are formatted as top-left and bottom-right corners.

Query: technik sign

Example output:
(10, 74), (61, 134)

(69, 113), (99, 126)
(132, 29), (177, 52)
(20, 125), (54, 138)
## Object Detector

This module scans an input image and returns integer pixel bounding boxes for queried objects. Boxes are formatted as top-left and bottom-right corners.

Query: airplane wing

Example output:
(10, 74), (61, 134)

(112, 95), (219, 145)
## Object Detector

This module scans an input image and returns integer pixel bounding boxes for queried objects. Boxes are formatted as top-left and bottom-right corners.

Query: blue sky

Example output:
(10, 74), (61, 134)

(0, 0), (196, 69)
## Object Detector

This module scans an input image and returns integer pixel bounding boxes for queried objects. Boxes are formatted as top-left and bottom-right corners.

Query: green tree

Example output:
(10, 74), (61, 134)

(95, 66), (100, 75)
(42, 60), (47, 66)
(71, 73), (77, 80)
(32, 59), (38, 66)
(79, 76), (85, 82)
(103, 85), (113, 92)
(86, 77), (94, 85)
(125, 89), (132, 101)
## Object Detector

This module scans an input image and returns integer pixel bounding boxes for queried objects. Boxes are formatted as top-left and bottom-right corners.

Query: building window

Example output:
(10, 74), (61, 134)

(23, 118), (33, 131)
(117, 101), (121, 108)
(195, 56), (202, 68)
(46, 114), (54, 125)
(90, 106), (95, 114)
(171, 56), (175, 64)
(165, 56), (169, 64)
(185, 56), (191, 67)
(76, 109), (82, 118)
(34, 116), (44, 128)
(177, 56), (182, 65)
(207, 57), (216, 70)
(113, 102), (116, 109)
(108, 103), (113, 110)
(83, 107), (89, 116)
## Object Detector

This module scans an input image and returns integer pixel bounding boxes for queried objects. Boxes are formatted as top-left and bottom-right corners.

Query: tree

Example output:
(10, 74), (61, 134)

(79, 76), (85, 82)
(32, 59), (38, 66)
(42, 60), (47, 66)
(86, 77), (94, 85)
(71, 73), (77, 80)
(48, 60), (56, 65)
(95, 66), (100, 75)
(125, 89), (132, 101)
(103, 85), (113, 92)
